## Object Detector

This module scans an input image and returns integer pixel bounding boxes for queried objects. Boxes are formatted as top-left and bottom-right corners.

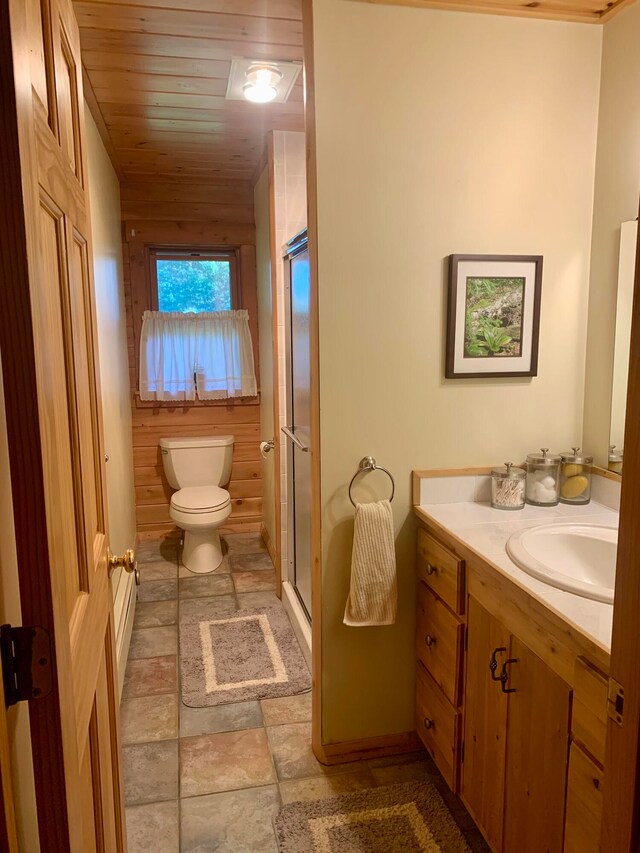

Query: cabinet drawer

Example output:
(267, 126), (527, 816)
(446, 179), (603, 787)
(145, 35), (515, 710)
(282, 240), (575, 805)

(416, 663), (460, 792)
(572, 657), (607, 767)
(564, 743), (603, 853)
(417, 528), (464, 615)
(416, 582), (464, 706)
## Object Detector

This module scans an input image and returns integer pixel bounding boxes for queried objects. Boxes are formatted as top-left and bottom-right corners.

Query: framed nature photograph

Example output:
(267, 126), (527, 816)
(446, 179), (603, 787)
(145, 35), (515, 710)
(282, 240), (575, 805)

(445, 254), (543, 378)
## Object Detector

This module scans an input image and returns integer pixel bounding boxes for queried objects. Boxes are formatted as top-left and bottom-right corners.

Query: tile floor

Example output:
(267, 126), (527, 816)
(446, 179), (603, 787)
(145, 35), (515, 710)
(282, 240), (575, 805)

(122, 532), (487, 852)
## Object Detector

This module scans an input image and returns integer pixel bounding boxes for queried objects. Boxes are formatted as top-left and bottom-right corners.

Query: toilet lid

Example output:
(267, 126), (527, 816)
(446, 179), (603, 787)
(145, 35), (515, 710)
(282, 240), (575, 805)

(171, 486), (231, 513)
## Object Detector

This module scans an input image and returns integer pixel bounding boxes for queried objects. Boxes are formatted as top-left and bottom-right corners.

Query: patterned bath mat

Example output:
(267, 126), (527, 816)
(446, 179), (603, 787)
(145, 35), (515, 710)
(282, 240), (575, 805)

(180, 605), (311, 707)
(275, 781), (471, 852)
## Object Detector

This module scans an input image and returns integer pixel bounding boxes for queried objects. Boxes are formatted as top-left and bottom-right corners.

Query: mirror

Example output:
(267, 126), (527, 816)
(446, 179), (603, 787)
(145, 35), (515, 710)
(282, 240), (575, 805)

(609, 220), (638, 474)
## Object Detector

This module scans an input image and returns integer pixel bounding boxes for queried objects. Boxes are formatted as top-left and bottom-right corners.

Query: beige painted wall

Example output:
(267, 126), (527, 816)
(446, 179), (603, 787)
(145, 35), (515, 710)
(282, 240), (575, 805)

(85, 112), (136, 563)
(255, 167), (276, 547)
(311, 1), (603, 743)
(583, 1), (640, 465)
(0, 359), (40, 852)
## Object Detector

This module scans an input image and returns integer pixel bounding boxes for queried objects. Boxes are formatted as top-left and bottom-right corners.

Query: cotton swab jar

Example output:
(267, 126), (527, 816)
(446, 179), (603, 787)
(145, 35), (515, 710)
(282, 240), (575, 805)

(491, 463), (526, 511)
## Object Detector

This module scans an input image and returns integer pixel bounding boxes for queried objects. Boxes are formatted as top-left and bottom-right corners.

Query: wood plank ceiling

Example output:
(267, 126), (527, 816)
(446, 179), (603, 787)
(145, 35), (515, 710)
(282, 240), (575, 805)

(75, 0), (304, 188)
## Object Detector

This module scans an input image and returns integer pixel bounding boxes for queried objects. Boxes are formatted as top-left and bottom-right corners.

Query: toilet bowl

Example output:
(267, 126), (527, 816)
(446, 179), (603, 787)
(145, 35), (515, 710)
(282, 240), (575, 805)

(160, 436), (234, 574)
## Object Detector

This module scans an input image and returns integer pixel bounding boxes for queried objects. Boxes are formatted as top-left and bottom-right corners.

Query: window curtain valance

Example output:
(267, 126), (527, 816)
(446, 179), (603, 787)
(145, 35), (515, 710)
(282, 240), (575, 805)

(139, 310), (257, 402)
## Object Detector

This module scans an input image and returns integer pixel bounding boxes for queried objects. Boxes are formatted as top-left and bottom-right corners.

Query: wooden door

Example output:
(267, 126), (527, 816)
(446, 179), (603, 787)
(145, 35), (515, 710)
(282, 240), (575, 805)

(601, 197), (640, 850)
(461, 597), (510, 851)
(502, 636), (571, 853)
(0, 0), (125, 850)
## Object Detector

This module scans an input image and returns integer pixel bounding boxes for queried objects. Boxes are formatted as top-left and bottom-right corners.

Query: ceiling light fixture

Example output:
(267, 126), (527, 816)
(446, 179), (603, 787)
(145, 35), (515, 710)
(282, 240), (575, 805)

(242, 63), (283, 104)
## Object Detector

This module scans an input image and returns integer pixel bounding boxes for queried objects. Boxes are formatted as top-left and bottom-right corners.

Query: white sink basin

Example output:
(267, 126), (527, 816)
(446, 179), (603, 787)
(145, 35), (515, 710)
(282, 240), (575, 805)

(506, 523), (617, 603)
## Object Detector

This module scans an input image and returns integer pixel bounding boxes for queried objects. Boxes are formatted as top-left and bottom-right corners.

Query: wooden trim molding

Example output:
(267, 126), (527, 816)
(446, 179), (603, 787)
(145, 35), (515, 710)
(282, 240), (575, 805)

(320, 731), (423, 765)
(260, 523), (276, 567)
(301, 0), (325, 766)
(267, 131), (282, 590)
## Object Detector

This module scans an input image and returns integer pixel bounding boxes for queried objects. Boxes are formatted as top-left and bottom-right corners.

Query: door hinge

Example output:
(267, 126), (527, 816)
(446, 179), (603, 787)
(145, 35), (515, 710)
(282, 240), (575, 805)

(0, 624), (52, 708)
(607, 677), (624, 726)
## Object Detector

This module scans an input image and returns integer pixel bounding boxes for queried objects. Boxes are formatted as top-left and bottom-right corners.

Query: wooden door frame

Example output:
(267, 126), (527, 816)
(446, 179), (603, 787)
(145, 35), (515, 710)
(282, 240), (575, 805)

(266, 130), (283, 592)
(601, 202), (640, 851)
(301, 0), (324, 764)
(0, 1), (71, 846)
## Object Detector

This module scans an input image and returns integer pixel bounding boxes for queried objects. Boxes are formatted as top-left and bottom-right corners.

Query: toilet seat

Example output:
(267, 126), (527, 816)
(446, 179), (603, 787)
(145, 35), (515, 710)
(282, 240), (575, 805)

(171, 485), (231, 514)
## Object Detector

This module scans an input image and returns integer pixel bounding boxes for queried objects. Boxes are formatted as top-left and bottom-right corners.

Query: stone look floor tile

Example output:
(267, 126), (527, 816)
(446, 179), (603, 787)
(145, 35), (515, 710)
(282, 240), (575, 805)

(236, 591), (280, 610)
(180, 785), (280, 853)
(180, 728), (276, 797)
(230, 552), (273, 572)
(266, 722), (345, 781)
(137, 541), (178, 563)
(120, 694), (179, 745)
(179, 594), (238, 623)
(223, 534), (267, 555)
(260, 693), (312, 727)
(180, 700), (263, 738)
(122, 656), (177, 698)
(137, 579), (178, 602)
(179, 574), (234, 599)
(134, 600), (177, 629)
(179, 555), (231, 577)
(123, 741), (179, 805)
(278, 770), (377, 804)
(128, 626), (178, 660)
(125, 801), (179, 853)
(232, 570), (276, 593)
(369, 759), (440, 786)
(138, 560), (177, 582)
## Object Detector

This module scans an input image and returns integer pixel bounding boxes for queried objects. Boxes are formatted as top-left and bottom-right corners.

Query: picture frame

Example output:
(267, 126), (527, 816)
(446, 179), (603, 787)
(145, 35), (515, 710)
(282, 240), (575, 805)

(445, 254), (543, 379)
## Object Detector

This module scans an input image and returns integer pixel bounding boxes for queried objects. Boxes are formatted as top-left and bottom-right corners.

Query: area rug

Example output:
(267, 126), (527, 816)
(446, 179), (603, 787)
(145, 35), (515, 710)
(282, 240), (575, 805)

(274, 781), (471, 852)
(180, 605), (311, 707)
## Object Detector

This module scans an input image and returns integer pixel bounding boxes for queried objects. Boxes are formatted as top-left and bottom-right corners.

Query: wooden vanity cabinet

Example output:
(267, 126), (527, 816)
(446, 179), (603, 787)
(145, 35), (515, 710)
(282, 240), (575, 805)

(462, 598), (572, 853)
(415, 530), (465, 791)
(414, 517), (609, 853)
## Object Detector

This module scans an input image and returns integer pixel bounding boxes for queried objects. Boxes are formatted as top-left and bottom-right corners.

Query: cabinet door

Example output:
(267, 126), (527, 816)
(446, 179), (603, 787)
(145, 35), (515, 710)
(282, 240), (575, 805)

(462, 597), (510, 851)
(503, 636), (572, 853)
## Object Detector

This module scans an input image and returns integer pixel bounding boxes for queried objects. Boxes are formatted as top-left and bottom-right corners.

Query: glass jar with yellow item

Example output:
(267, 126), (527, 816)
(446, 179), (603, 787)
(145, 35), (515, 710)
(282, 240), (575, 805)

(559, 447), (593, 505)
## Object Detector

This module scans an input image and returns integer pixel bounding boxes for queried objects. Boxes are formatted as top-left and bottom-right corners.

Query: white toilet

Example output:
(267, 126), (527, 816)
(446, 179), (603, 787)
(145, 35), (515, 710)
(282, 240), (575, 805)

(160, 435), (234, 574)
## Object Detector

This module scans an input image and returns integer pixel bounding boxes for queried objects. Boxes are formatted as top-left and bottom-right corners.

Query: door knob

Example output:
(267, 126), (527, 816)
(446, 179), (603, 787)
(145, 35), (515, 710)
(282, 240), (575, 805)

(109, 549), (140, 585)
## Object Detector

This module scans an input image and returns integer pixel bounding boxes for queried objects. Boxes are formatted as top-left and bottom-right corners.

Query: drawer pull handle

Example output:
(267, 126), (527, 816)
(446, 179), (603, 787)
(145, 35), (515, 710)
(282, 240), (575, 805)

(426, 563), (437, 576)
(423, 717), (435, 731)
(425, 634), (436, 647)
(500, 658), (519, 694)
(489, 647), (507, 681)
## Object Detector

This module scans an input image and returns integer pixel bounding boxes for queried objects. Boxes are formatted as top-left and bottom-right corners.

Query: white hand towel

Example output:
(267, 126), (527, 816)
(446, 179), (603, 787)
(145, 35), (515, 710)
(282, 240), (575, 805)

(344, 499), (397, 627)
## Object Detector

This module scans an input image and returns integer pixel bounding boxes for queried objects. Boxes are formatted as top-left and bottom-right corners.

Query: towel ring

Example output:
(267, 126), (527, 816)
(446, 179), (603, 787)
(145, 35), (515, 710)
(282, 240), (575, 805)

(348, 456), (395, 507)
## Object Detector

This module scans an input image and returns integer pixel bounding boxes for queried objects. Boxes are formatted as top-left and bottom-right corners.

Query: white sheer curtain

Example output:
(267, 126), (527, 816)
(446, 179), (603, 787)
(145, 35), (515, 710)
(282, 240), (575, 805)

(195, 311), (257, 400)
(139, 310), (257, 402)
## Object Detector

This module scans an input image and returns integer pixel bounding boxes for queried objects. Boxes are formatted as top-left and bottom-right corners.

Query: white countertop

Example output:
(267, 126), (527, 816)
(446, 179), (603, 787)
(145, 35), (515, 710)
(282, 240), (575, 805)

(417, 499), (617, 653)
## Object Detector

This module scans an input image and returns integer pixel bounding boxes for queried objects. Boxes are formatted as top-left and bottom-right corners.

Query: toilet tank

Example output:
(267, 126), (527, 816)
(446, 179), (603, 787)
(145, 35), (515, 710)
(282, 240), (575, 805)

(159, 435), (234, 489)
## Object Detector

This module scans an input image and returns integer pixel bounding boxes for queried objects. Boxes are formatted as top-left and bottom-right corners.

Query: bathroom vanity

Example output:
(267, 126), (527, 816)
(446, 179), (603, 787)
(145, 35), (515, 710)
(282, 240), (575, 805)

(412, 471), (616, 853)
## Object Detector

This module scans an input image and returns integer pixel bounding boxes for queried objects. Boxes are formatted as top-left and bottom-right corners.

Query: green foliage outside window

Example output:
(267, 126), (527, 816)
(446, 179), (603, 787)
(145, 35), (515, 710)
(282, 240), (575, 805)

(156, 259), (232, 313)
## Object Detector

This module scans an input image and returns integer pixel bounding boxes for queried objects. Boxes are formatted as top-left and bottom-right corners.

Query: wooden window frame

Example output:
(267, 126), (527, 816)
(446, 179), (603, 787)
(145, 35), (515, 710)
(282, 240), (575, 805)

(148, 245), (240, 313)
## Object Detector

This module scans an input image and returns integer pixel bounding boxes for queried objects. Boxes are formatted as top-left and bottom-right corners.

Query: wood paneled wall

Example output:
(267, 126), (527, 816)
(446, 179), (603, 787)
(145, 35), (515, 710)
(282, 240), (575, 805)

(122, 179), (262, 538)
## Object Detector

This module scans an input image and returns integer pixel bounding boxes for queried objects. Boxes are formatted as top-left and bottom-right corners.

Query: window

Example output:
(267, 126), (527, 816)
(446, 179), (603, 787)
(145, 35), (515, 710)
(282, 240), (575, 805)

(139, 247), (256, 402)
(150, 249), (239, 313)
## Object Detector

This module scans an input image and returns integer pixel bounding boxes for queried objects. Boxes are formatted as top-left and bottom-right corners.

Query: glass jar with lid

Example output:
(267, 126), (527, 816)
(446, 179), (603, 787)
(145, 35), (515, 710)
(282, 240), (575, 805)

(491, 463), (526, 511)
(525, 448), (561, 506)
(608, 445), (623, 475)
(559, 447), (593, 505)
